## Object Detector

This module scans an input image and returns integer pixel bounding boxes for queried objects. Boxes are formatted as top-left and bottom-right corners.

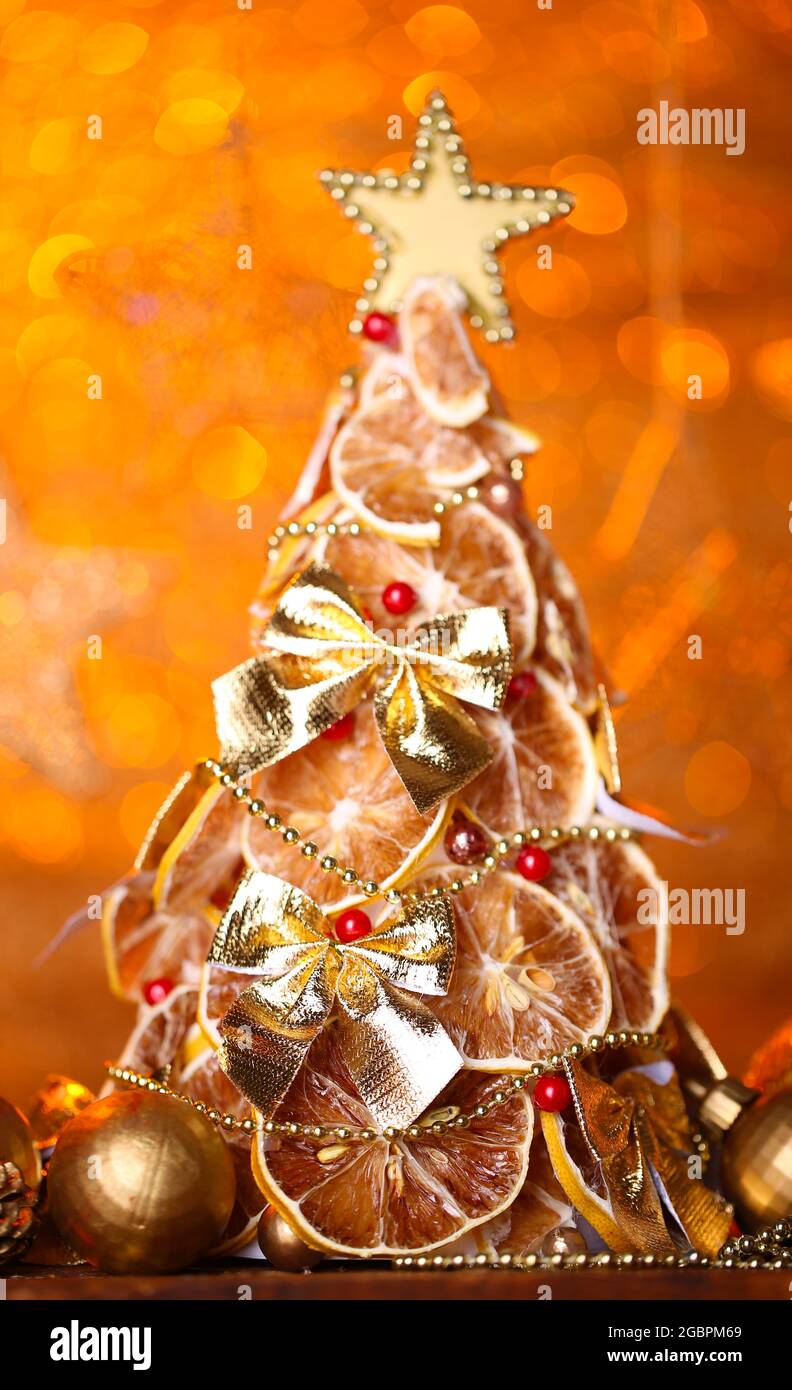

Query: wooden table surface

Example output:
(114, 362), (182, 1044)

(5, 1263), (789, 1301)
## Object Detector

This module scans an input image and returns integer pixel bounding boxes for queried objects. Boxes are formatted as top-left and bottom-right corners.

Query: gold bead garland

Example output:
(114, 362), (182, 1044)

(105, 1029), (667, 1143)
(266, 458), (527, 561)
(392, 1225), (792, 1273)
(201, 757), (634, 910)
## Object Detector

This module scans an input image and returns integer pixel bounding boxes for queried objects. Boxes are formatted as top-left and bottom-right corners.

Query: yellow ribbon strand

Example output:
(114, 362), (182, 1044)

(211, 562), (512, 813)
(206, 869), (460, 1130)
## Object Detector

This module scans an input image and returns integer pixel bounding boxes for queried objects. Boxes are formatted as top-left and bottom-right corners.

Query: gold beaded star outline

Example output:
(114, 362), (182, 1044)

(319, 90), (575, 342)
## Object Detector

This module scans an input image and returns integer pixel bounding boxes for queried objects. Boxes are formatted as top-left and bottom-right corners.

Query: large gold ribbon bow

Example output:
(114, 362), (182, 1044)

(543, 1061), (732, 1258)
(211, 562), (512, 813)
(207, 869), (461, 1129)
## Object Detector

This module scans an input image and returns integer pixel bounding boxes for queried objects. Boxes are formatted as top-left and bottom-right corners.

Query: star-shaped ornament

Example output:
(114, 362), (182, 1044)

(320, 91), (574, 342)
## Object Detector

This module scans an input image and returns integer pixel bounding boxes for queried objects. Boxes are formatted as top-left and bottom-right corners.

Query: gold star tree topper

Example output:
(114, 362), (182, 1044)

(320, 91), (574, 342)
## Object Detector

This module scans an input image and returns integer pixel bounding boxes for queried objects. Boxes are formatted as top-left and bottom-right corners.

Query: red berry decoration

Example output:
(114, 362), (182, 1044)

(143, 977), (174, 1007)
(444, 813), (488, 866)
(334, 908), (372, 943)
(515, 845), (552, 883)
(381, 581), (418, 616)
(321, 712), (355, 741)
(533, 1075), (572, 1113)
(362, 312), (398, 347)
(508, 669), (538, 700)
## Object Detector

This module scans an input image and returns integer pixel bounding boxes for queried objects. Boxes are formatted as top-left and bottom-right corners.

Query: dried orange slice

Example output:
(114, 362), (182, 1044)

(106, 984), (200, 1093)
(241, 699), (446, 914)
(400, 276), (489, 427)
(413, 868), (610, 1071)
(329, 379), (490, 544)
(197, 954), (251, 1051)
(180, 1048), (264, 1255)
(252, 1025), (533, 1257)
(544, 836), (669, 1031)
(101, 872), (216, 1002)
(465, 667), (598, 835)
(447, 1132), (575, 1257)
(152, 779), (243, 913)
(518, 517), (597, 713)
(318, 500), (538, 667)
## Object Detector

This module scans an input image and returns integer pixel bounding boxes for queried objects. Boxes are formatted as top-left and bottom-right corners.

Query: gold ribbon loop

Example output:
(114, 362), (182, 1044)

(207, 869), (460, 1129)
(211, 562), (512, 812)
(562, 1061), (732, 1258)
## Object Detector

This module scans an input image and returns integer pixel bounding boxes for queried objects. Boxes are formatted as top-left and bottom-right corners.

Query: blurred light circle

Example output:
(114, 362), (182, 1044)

(616, 314), (670, 383)
(79, 22), (149, 75)
(153, 98), (228, 155)
(516, 253), (591, 319)
(565, 172), (627, 234)
(684, 741), (752, 816)
(104, 692), (181, 769)
(0, 11), (77, 63)
(403, 71), (480, 122)
(161, 67), (244, 115)
(29, 118), (85, 176)
(191, 425), (267, 499)
(28, 235), (94, 299)
(661, 329), (730, 403)
(405, 7), (482, 58)
(752, 339), (792, 421)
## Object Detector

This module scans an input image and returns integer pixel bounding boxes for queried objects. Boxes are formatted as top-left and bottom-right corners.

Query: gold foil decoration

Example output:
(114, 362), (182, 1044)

(211, 562), (512, 814)
(207, 869), (460, 1130)
(560, 1061), (731, 1258)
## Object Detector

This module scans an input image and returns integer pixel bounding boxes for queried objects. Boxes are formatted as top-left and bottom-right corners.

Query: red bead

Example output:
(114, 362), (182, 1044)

(533, 1075), (572, 1112)
(508, 669), (538, 701)
(321, 712), (355, 741)
(381, 581), (418, 616)
(362, 311), (398, 347)
(334, 908), (372, 943)
(143, 977), (174, 1007)
(444, 813), (488, 866)
(515, 845), (552, 882)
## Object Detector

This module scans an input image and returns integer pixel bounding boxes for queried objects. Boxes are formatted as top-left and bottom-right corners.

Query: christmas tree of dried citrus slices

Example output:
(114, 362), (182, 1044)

(98, 94), (672, 1263)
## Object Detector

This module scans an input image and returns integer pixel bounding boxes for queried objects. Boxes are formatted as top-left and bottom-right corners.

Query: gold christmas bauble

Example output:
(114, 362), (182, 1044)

(0, 1097), (41, 1191)
(257, 1206), (322, 1271)
(721, 1091), (792, 1231)
(48, 1090), (236, 1273)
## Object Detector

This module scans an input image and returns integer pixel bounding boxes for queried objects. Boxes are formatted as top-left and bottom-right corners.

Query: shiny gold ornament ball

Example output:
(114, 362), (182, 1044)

(721, 1091), (792, 1231)
(48, 1090), (236, 1273)
(0, 1096), (41, 1191)
(257, 1206), (323, 1271)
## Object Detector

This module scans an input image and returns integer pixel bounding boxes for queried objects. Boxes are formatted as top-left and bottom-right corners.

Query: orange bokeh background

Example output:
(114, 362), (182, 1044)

(1, 0), (791, 1106)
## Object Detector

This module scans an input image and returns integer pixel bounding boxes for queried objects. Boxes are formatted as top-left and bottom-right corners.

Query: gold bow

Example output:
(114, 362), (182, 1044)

(543, 1061), (732, 1258)
(211, 563), (512, 813)
(206, 869), (461, 1129)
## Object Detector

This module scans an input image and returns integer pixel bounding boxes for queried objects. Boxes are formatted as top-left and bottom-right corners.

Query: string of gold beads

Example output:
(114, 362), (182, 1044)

(105, 1031), (667, 1144)
(267, 483), (482, 555)
(392, 1237), (792, 1273)
(201, 758), (634, 909)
